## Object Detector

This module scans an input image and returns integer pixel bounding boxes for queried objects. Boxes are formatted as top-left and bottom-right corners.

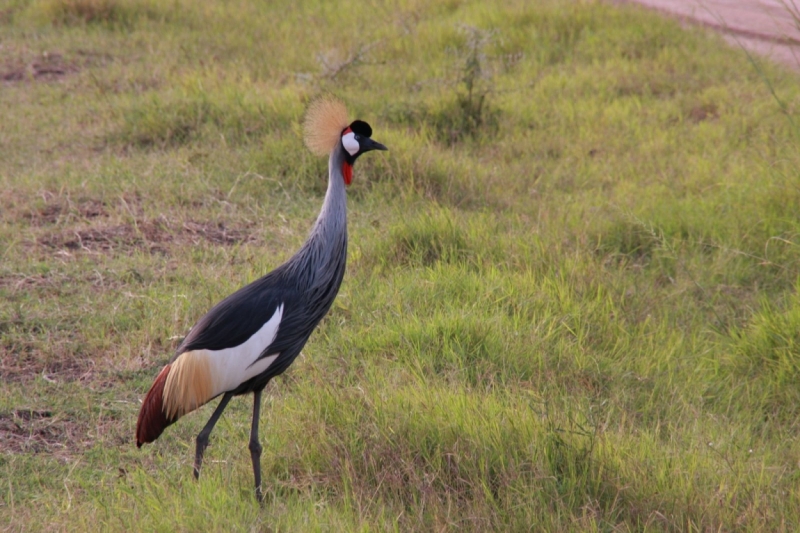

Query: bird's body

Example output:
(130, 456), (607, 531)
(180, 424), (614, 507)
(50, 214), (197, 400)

(135, 97), (386, 501)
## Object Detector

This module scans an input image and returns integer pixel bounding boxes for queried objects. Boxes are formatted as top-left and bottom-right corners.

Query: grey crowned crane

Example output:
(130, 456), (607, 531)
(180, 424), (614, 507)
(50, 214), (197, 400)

(135, 97), (387, 501)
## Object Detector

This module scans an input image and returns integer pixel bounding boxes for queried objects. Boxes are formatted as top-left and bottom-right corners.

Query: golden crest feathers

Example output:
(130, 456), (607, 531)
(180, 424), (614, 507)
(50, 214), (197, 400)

(303, 96), (350, 156)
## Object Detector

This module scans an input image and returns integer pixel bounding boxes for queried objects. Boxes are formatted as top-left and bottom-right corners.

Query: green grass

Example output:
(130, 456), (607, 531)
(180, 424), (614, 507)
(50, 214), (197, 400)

(2, 0), (800, 530)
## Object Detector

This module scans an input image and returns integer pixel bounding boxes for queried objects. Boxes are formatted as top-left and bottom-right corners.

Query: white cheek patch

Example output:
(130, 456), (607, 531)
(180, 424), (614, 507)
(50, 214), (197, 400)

(342, 131), (360, 156)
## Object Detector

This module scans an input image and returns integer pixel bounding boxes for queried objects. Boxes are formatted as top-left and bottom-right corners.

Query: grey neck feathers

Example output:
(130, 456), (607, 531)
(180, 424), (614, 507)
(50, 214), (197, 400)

(314, 144), (348, 238)
(288, 144), (348, 290)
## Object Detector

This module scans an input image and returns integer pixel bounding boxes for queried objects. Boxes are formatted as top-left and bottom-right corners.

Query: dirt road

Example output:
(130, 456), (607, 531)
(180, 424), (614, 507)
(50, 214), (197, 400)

(620, 0), (800, 68)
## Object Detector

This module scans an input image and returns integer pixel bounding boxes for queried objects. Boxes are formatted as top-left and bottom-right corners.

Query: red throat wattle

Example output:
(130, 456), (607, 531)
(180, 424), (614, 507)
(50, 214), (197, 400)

(342, 162), (353, 186)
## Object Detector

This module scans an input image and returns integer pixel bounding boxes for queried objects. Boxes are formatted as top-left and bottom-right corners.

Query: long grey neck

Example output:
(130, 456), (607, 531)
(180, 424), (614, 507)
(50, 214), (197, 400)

(286, 144), (348, 291)
(313, 145), (348, 237)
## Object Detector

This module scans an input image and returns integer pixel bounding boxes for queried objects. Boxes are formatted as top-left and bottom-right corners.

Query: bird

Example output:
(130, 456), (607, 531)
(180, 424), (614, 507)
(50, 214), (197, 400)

(135, 96), (387, 502)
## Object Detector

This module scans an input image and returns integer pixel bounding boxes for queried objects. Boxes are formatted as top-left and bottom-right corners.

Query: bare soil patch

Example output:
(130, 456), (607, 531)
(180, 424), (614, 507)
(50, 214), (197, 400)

(0, 409), (90, 455)
(181, 220), (256, 245)
(1, 52), (78, 82)
(38, 217), (257, 253)
(23, 198), (108, 226)
(0, 340), (94, 383)
(2, 190), (113, 226)
(0, 272), (70, 292)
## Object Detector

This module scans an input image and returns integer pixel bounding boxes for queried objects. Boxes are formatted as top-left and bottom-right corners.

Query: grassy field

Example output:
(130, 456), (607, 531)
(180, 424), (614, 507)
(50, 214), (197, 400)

(2, 0), (800, 530)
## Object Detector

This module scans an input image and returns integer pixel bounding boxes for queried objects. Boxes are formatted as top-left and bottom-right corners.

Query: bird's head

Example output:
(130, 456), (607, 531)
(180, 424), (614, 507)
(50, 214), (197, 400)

(339, 120), (387, 185)
(304, 97), (387, 186)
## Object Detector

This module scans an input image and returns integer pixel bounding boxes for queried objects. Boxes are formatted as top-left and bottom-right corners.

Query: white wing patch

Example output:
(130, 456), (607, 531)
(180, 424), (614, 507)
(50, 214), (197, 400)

(205, 304), (283, 396)
(342, 131), (359, 156)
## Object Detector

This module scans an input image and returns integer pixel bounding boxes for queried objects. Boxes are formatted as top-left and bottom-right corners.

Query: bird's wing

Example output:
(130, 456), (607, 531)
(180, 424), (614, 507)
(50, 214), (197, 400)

(175, 274), (294, 357)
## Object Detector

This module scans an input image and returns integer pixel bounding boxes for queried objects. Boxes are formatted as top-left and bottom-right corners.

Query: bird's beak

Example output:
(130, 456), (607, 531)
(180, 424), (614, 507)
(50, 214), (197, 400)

(362, 138), (388, 152)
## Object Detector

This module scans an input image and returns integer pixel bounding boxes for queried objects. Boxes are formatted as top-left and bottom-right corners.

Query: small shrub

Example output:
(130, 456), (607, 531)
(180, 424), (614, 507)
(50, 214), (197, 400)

(433, 26), (500, 144)
(380, 26), (500, 146)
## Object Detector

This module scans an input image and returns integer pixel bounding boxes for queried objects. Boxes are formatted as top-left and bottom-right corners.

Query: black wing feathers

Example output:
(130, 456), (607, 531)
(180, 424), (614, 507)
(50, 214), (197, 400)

(176, 273), (288, 355)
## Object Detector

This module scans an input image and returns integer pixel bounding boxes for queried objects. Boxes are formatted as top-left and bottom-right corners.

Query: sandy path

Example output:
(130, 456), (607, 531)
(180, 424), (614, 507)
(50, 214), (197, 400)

(620, 0), (800, 68)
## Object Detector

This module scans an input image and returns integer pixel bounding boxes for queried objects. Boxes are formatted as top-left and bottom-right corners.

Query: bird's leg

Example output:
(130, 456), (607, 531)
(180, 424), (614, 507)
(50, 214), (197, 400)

(249, 389), (264, 503)
(194, 392), (233, 479)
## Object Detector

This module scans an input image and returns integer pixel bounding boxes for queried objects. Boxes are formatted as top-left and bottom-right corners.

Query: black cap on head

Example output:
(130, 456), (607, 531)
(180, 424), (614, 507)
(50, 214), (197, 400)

(348, 120), (373, 138)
